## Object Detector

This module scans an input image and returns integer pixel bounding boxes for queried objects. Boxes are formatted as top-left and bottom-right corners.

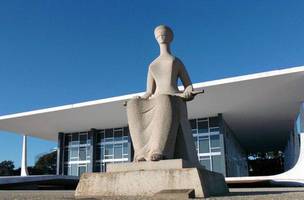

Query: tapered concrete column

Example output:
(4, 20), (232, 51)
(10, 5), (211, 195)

(21, 135), (29, 176)
(57, 132), (64, 175)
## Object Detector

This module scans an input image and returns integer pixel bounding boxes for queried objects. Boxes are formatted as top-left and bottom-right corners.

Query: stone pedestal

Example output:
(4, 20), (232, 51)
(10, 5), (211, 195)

(75, 159), (228, 199)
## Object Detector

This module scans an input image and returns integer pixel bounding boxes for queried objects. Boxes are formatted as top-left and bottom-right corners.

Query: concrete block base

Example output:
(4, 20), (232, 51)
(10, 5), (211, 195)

(75, 160), (228, 198)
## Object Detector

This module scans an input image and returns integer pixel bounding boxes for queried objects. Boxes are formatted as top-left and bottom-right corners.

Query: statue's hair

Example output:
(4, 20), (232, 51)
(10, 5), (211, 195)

(154, 25), (174, 38)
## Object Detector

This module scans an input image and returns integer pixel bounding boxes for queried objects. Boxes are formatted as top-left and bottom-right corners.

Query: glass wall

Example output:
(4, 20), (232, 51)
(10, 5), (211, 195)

(295, 103), (304, 134)
(190, 116), (226, 175)
(284, 102), (304, 170)
(222, 118), (248, 177)
(62, 127), (131, 176)
(63, 132), (92, 176)
(60, 116), (228, 176)
(94, 127), (130, 172)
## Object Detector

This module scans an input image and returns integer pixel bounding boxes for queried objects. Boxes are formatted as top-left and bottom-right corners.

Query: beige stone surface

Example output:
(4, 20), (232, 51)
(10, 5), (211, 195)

(75, 167), (228, 199)
(126, 25), (202, 165)
(107, 159), (196, 172)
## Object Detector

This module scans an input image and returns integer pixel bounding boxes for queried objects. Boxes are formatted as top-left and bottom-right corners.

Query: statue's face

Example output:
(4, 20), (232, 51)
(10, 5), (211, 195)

(155, 28), (173, 44)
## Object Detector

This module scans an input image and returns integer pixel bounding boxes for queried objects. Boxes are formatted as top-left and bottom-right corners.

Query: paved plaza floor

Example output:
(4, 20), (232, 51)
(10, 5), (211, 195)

(0, 187), (304, 199)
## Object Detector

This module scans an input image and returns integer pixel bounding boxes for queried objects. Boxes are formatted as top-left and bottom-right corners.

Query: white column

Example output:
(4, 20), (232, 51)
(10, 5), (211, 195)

(21, 134), (29, 176)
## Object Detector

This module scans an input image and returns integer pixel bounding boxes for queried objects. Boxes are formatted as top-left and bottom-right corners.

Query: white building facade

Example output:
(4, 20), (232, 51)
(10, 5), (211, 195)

(1, 66), (304, 184)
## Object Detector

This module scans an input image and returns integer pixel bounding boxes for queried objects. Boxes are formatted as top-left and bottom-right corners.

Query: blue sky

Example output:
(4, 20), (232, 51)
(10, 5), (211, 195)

(0, 0), (304, 168)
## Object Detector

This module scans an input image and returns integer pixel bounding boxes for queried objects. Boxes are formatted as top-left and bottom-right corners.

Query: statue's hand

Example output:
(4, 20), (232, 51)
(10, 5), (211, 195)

(140, 92), (152, 100)
(182, 86), (194, 100)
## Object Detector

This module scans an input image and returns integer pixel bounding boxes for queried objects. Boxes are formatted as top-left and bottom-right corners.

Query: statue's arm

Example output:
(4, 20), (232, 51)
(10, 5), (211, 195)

(177, 59), (194, 100)
(141, 67), (156, 99)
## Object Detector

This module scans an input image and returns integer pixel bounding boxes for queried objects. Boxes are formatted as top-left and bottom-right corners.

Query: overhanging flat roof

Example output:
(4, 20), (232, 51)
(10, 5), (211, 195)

(1, 66), (304, 152)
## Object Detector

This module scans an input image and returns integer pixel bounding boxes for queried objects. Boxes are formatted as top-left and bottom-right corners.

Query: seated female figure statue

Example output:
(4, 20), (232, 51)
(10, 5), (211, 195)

(127, 25), (201, 164)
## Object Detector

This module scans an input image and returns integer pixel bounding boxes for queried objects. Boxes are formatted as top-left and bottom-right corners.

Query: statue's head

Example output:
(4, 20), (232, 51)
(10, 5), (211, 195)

(154, 25), (174, 44)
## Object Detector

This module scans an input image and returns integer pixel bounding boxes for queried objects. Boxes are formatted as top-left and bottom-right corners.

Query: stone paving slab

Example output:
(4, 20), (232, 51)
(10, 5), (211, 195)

(1, 188), (304, 200)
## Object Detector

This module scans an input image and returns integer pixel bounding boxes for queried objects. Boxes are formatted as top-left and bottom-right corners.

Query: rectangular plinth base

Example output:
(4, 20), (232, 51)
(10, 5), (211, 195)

(75, 160), (228, 198)
(107, 159), (195, 172)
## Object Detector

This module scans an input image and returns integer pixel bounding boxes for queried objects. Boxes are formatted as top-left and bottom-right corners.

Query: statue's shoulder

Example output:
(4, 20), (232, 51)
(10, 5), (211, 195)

(173, 57), (185, 70)
(173, 56), (183, 65)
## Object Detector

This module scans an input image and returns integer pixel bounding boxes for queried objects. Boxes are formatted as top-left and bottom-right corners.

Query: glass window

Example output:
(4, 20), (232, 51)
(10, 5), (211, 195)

(210, 135), (220, 148)
(209, 117), (219, 128)
(86, 146), (91, 158)
(99, 131), (105, 143)
(78, 165), (86, 177)
(70, 164), (78, 176)
(101, 163), (106, 172)
(70, 147), (78, 161)
(211, 148), (221, 152)
(105, 144), (113, 158)
(193, 136), (198, 150)
(198, 121), (208, 133)
(210, 127), (219, 132)
(190, 119), (196, 129)
(198, 117), (207, 121)
(79, 147), (86, 161)
(114, 144), (123, 159)
(62, 127), (131, 175)
(96, 132), (101, 144)
(123, 127), (129, 136)
(71, 133), (79, 145)
(200, 159), (211, 171)
(79, 134), (87, 145)
(105, 129), (113, 138)
(114, 129), (123, 141)
(100, 146), (104, 160)
(123, 143), (128, 155)
(199, 137), (209, 153)
(211, 156), (223, 173)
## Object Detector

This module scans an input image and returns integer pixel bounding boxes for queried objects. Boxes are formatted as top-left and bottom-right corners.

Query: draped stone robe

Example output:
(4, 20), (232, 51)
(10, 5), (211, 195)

(127, 95), (199, 164)
(126, 57), (199, 165)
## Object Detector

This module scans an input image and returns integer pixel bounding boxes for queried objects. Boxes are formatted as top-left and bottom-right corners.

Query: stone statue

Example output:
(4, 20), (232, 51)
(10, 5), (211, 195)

(126, 25), (203, 164)
(76, 25), (228, 199)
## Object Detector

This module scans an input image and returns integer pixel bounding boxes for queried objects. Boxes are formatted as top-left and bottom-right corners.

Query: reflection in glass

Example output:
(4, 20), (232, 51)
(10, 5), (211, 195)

(79, 147), (86, 161)
(191, 117), (224, 175)
(114, 144), (123, 159)
(200, 159), (211, 171)
(79, 134), (87, 144)
(105, 144), (113, 158)
(114, 129), (123, 141)
(198, 121), (208, 133)
(209, 117), (219, 128)
(70, 147), (78, 160)
(72, 133), (79, 145)
(123, 143), (128, 155)
(70, 164), (77, 176)
(199, 137), (209, 153)
(78, 165), (86, 177)
(210, 135), (220, 148)
(212, 156), (222, 173)
(105, 129), (113, 138)
(190, 119), (196, 129)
